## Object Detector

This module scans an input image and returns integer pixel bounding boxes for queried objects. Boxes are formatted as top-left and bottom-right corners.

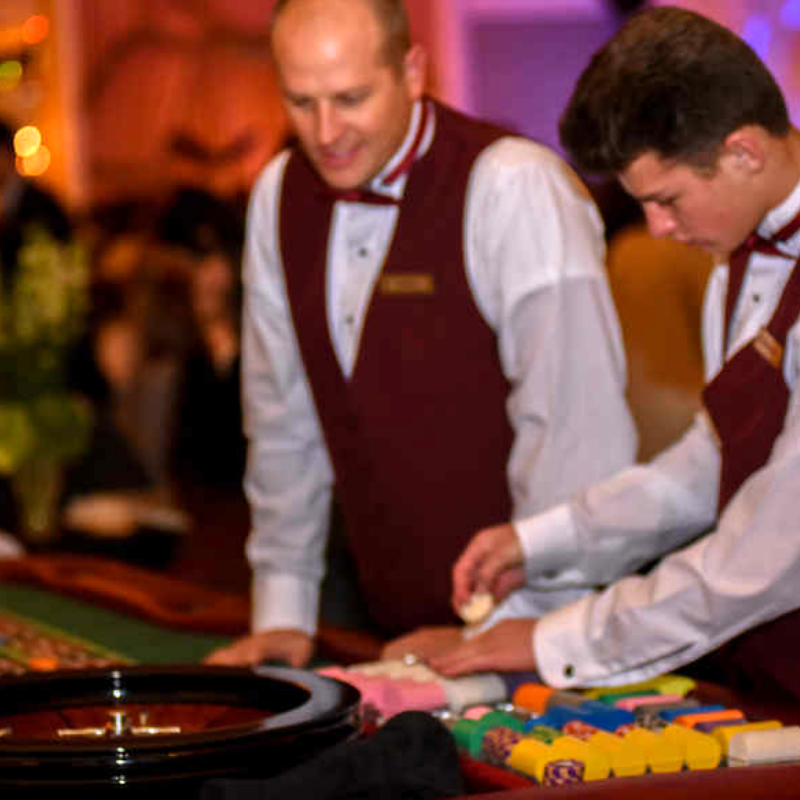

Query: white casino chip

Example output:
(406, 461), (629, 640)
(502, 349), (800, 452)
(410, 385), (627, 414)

(458, 591), (495, 625)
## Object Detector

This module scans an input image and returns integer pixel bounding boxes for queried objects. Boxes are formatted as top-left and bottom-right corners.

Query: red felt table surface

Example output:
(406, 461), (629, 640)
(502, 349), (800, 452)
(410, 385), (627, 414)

(464, 762), (800, 800)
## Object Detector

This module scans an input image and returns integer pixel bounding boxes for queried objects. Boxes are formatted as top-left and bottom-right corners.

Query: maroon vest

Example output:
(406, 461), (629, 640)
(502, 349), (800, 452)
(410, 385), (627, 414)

(279, 101), (514, 633)
(703, 247), (800, 512)
(697, 238), (800, 700)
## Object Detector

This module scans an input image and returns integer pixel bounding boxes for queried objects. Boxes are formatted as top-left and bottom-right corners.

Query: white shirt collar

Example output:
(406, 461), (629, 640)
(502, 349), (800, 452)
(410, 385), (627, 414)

(368, 99), (436, 198)
(759, 177), (800, 242)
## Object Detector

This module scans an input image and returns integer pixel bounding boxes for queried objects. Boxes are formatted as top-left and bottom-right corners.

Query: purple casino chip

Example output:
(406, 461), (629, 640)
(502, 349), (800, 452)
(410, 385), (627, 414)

(543, 758), (585, 787)
(480, 726), (524, 765)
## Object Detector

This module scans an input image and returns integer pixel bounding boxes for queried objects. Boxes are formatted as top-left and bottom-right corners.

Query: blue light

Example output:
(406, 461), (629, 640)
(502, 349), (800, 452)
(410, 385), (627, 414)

(780, 0), (800, 30)
(742, 14), (773, 60)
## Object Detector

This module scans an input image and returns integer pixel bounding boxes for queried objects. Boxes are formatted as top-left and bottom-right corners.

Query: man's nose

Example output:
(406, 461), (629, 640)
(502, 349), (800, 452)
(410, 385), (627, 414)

(643, 204), (677, 239)
(315, 105), (341, 146)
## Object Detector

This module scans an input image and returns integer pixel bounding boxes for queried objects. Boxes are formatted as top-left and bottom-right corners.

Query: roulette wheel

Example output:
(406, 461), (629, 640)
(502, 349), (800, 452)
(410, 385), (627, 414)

(0, 663), (361, 796)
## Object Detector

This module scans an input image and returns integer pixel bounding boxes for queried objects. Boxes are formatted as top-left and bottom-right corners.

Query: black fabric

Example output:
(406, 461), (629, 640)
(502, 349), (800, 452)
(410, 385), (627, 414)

(171, 350), (246, 488)
(200, 711), (464, 800)
(318, 499), (382, 634)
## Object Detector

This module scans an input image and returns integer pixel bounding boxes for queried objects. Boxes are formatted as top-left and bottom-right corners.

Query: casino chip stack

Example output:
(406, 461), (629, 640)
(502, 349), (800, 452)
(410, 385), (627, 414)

(480, 726), (524, 765)
(314, 663), (800, 787)
(543, 759), (585, 787)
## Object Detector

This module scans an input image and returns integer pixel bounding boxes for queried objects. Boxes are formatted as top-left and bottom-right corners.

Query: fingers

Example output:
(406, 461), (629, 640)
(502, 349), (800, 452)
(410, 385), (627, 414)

(203, 637), (267, 666)
(202, 630), (313, 668)
(452, 524), (524, 611)
(492, 565), (527, 602)
(428, 618), (538, 677)
(452, 528), (500, 608)
(381, 633), (420, 662)
(427, 640), (489, 677)
(284, 635), (314, 668)
(381, 626), (464, 663)
(479, 526), (524, 589)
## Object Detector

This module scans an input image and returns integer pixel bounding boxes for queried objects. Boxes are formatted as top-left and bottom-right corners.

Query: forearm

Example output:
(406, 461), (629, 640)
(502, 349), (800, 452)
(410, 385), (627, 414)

(245, 439), (332, 635)
(535, 395), (800, 687)
(515, 413), (719, 588)
(240, 208), (333, 636)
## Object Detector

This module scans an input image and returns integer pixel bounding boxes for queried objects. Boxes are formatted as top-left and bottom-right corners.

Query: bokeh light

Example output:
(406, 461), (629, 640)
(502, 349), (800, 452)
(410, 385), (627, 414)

(21, 15), (49, 46)
(742, 14), (773, 61)
(779, 0), (800, 30)
(0, 60), (23, 92)
(13, 125), (41, 158)
(17, 144), (51, 176)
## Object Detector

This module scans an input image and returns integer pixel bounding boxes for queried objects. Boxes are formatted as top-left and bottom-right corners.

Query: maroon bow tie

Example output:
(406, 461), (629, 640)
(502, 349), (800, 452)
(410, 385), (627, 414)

(725, 207), (800, 342)
(329, 188), (400, 205)
(325, 102), (430, 206)
(735, 208), (800, 261)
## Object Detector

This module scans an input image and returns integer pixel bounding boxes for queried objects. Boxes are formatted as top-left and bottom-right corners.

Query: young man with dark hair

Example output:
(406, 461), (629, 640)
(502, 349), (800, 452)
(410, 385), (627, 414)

(392, 6), (800, 701)
(206, 0), (636, 668)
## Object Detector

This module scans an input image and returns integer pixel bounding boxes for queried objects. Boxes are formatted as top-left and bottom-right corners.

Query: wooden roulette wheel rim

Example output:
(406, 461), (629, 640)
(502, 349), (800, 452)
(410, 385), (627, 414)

(0, 664), (361, 791)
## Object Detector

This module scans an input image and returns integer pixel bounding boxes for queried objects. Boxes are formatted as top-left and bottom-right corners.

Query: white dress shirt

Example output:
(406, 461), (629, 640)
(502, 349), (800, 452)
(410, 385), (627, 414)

(519, 179), (800, 688)
(241, 101), (637, 635)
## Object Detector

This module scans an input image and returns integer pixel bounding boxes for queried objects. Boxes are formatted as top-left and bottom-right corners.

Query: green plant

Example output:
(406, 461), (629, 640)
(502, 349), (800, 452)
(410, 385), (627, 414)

(0, 223), (93, 476)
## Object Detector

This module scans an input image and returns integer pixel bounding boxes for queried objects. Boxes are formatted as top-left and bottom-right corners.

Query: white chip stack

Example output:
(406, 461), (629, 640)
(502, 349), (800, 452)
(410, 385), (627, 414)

(728, 726), (800, 766)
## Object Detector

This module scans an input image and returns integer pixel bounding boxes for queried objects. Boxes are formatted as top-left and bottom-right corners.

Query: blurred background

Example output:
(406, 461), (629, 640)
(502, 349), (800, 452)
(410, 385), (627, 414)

(1, 0), (799, 586)
(3, 0), (800, 209)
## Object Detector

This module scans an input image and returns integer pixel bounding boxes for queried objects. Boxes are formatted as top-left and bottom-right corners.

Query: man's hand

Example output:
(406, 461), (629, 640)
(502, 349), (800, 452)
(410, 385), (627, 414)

(452, 523), (526, 612)
(204, 629), (314, 668)
(381, 626), (464, 663)
(428, 618), (538, 677)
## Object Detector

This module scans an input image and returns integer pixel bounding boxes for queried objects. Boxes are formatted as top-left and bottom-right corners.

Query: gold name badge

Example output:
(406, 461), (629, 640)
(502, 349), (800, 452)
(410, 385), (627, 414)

(753, 327), (783, 370)
(379, 273), (435, 296)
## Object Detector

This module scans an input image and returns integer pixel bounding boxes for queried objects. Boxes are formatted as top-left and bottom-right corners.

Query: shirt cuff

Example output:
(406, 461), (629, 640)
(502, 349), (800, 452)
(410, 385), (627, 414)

(533, 594), (601, 687)
(534, 592), (690, 689)
(515, 503), (581, 584)
(250, 569), (319, 636)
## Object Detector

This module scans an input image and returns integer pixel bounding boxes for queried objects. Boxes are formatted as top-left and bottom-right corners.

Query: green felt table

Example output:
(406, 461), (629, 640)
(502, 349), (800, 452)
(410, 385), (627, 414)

(0, 553), (384, 665)
(0, 582), (230, 665)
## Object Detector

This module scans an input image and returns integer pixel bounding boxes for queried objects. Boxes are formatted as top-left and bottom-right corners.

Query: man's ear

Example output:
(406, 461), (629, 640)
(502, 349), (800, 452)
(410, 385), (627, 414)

(722, 127), (766, 175)
(403, 44), (427, 100)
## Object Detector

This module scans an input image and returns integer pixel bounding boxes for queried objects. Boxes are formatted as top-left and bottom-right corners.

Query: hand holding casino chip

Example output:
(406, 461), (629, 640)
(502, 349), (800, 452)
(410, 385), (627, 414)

(451, 523), (526, 614)
(457, 590), (495, 625)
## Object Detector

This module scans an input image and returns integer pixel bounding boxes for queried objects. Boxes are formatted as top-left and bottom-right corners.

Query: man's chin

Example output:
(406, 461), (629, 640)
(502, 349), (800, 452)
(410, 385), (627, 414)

(314, 159), (367, 191)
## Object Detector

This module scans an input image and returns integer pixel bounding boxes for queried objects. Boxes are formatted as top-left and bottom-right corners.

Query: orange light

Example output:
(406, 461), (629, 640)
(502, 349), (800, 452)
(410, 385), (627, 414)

(0, 27), (23, 51)
(21, 15), (49, 46)
(18, 144), (51, 176)
(13, 125), (41, 158)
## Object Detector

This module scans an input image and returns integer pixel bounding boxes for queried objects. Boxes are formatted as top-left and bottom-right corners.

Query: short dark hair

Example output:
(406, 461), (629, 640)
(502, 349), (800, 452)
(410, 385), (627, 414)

(559, 5), (790, 175)
(269, 0), (411, 72)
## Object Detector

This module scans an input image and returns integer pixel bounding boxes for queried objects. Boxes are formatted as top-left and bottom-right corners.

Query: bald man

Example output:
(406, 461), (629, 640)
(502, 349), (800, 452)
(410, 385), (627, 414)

(206, 0), (635, 667)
